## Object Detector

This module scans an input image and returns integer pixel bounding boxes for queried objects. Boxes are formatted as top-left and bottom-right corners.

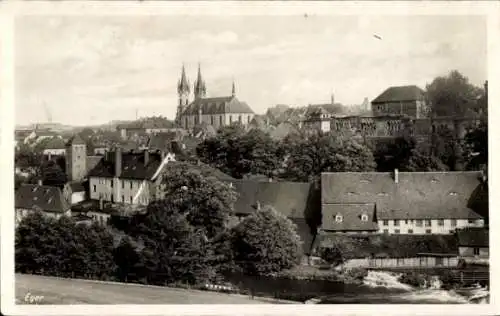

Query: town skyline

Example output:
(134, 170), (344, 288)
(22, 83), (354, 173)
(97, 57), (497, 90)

(15, 15), (486, 126)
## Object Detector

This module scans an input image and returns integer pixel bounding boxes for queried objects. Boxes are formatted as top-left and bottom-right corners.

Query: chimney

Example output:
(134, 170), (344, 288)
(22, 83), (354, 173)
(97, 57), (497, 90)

(37, 179), (43, 186)
(114, 147), (122, 178)
(394, 168), (399, 184)
(144, 149), (149, 166)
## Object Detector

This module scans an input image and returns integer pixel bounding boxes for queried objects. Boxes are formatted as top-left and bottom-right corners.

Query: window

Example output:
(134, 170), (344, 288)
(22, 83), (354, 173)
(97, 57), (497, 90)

(93, 185), (96, 192)
(449, 230), (455, 234)
(394, 229), (400, 234)
(473, 248), (480, 256)
(408, 229), (413, 234)
(451, 219), (457, 227)
(185, 117), (188, 128)
(122, 195), (125, 203)
(230, 116), (233, 124)
(335, 214), (343, 223)
(425, 229), (432, 234)
(383, 229), (389, 234)
(211, 116), (214, 125)
(383, 220), (389, 226)
(248, 116), (251, 123)
(425, 220), (432, 227)
(361, 214), (368, 222)
(438, 219), (444, 226)
(111, 194), (114, 202)
(111, 181), (113, 188)
(220, 116), (223, 125)
(394, 220), (400, 226)
(130, 181), (133, 189)
(405, 219), (408, 224)
(130, 196), (133, 204)
(468, 219), (474, 224)
(416, 220), (423, 227)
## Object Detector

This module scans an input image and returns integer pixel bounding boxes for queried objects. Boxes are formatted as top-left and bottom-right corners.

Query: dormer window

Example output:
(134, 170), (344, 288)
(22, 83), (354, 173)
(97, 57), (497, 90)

(361, 214), (368, 222)
(335, 214), (343, 223)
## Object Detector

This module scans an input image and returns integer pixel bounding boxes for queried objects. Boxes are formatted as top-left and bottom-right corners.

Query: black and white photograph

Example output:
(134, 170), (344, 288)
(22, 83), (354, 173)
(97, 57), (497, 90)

(1, 1), (498, 314)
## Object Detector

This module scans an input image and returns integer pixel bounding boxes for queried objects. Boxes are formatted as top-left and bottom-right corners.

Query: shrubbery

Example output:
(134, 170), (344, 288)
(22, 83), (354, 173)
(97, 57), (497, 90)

(230, 206), (303, 275)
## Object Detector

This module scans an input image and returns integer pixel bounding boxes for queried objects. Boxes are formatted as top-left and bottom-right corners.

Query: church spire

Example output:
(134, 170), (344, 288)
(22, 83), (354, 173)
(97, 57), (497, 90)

(177, 64), (190, 95)
(231, 79), (236, 97)
(194, 63), (207, 100)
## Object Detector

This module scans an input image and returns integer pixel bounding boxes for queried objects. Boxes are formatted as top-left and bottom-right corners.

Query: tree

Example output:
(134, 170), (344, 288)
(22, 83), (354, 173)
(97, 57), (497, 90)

(281, 133), (376, 182)
(15, 213), (115, 279)
(154, 162), (237, 239)
(230, 206), (302, 275)
(463, 121), (488, 170)
(40, 160), (67, 188)
(426, 70), (484, 117)
(128, 203), (217, 285)
(197, 127), (281, 179)
(402, 144), (448, 172)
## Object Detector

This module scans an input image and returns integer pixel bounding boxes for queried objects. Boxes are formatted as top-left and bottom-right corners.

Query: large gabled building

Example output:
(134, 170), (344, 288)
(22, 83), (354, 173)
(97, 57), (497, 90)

(320, 170), (486, 235)
(175, 64), (255, 131)
(371, 85), (428, 118)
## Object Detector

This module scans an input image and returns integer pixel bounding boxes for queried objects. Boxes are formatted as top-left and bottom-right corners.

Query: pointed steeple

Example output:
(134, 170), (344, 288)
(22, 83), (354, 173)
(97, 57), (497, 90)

(177, 64), (190, 95)
(194, 63), (207, 100)
(331, 93), (335, 105)
(231, 79), (236, 97)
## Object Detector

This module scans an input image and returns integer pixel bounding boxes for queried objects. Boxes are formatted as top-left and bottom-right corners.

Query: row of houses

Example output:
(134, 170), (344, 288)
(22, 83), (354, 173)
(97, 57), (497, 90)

(15, 140), (488, 256)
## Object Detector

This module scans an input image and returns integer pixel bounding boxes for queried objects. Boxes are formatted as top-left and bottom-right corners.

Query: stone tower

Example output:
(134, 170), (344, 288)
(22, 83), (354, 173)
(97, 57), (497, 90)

(65, 134), (87, 182)
(176, 64), (190, 125)
(193, 63), (207, 100)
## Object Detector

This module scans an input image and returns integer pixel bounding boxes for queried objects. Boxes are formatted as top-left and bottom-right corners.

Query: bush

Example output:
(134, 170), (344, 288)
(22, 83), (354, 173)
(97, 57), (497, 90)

(231, 206), (303, 275)
(398, 272), (430, 288)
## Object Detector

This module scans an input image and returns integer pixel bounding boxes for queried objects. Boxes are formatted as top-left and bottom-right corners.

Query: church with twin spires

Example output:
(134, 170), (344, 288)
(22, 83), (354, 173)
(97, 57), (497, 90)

(175, 64), (255, 130)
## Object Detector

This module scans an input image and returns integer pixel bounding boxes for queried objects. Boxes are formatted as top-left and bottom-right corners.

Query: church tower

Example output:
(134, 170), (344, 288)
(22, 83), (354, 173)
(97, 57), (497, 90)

(194, 63), (207, 100)
(176, 64), (190, 125)
(65, 134), (87, 182)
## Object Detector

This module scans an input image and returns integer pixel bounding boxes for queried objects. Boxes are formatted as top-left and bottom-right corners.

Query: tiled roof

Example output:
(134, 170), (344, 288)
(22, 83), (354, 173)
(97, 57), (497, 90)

(86, 156), (103, 175)
(233, 180), (315, 218)
(65, 134), (86, 146)
(68, 181), (86, 192)
(321, 171), (484, 220)
(372, 85), (425, 104)
(321, 203), (378, 231)
(457, 227), (489, 247)
(146, 133), (178, 151)
(15, 184), (70, 213)
(182, 96), (254, 115)
(87, 151), (166, 180)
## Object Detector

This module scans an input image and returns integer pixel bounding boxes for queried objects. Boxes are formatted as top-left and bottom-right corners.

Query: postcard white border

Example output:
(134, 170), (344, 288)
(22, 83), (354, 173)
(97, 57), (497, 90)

(1, 1), (499, 315)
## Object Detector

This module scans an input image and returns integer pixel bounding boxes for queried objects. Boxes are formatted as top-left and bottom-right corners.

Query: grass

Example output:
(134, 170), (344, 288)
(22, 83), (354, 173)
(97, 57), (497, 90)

(15, 274), (274, 304)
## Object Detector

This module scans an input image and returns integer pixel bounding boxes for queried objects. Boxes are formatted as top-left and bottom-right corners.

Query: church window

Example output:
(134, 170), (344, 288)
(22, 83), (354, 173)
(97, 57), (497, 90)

(130, 196), (133, 204)
(238, 115), (242, 123)
(130, 181), (133, 189)
(211, 116), (214, 125)
(93, 185), (96, 192)
(220, 116), (223, 125)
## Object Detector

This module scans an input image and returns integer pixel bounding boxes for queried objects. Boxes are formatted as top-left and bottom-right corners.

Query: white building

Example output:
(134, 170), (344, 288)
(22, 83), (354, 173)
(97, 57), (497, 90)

(87, 148), (175, 206)
(320, 170), (487, 235)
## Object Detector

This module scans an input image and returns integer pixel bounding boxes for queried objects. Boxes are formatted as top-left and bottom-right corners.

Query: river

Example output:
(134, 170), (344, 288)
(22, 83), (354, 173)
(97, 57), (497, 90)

(224, 270), (489, 304)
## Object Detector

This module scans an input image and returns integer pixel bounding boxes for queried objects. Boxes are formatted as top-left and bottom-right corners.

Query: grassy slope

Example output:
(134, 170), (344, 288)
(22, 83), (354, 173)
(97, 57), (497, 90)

(16, 274), (270, 304)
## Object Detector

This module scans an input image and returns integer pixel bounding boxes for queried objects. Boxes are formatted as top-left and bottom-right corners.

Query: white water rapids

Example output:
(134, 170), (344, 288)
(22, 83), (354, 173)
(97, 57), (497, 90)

(360, 270), (489, 304)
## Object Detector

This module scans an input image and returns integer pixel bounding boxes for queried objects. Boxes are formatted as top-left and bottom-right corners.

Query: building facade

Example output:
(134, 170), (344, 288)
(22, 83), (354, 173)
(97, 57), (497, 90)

(320, 170), (486, 235)
(175, 64), (255, 131)
(87, 148), (176, 206)
(371, 85), (428, 118)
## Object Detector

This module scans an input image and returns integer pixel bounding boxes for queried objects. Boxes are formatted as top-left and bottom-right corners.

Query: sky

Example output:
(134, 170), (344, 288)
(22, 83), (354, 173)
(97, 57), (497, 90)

(15, 14), (486, 126)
